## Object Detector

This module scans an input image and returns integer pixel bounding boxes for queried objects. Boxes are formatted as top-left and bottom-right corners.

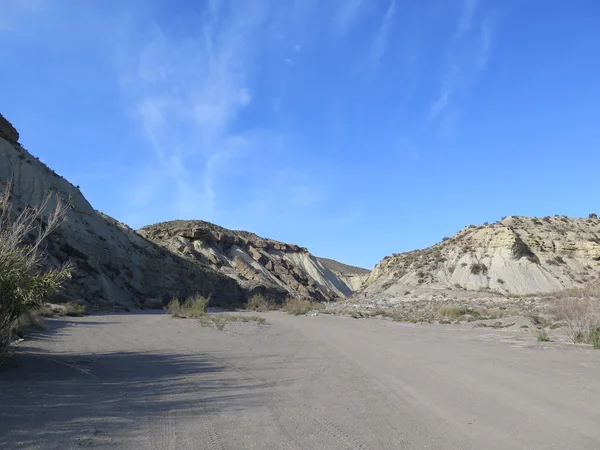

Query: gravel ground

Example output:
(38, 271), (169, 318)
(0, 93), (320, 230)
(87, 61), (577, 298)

(1, 311), (599, 449)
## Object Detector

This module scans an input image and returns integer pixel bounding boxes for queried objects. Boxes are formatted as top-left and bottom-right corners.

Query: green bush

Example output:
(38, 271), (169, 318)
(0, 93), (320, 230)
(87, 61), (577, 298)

(0, 188), (72, 351)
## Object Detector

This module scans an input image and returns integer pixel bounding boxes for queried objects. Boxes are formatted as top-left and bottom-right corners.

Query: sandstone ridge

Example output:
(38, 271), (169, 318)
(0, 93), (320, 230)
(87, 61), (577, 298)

(0, 112), (359, 309)
(360, 216), (600, 301)
(139, 221), (358, 302)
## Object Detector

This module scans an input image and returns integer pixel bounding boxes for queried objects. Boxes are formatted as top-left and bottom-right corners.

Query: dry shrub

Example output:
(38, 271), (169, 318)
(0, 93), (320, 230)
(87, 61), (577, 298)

(167, 294), (209, 318)
(0, 185), (72, 351)
(438, 306), (466, 320)
(63, 302), (86, 317)
(552, 289), (600, 345)
(284, 297), (325, 316)
(245, 294), (275, 311)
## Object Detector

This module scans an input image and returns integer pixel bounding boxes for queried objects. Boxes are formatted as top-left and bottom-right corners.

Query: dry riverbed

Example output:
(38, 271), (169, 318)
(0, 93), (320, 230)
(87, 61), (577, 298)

(1, 311), (599, 449)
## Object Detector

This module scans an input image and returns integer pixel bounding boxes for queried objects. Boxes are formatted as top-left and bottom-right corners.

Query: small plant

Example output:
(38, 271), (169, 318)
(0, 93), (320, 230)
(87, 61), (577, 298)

(211, 315), (227, 331)
(537, 329), (550, 342)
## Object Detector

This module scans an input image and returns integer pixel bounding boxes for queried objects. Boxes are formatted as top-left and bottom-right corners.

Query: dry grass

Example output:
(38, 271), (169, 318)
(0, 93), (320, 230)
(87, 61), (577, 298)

(438, 306), (467, 320)
(199, 314), (266, 331)
(167, 294), (209, 319)
(552, 290), (600, 346)
(284, 297), (325, 316)
(63, 302), (86, 317)
(245, 294), (278, 311)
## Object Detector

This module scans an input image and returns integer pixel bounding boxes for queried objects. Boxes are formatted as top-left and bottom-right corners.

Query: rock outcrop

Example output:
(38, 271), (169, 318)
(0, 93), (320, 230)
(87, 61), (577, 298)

(0, 113), (361, 310)
(0, 119), (245, 311)
(361, 216), (600, 300)
(139, 221), (358, 302)
(0, 113), (19, 145)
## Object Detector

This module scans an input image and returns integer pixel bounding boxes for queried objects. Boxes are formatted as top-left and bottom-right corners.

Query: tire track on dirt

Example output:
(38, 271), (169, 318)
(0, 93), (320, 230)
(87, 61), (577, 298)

(166, 323), (368, 450)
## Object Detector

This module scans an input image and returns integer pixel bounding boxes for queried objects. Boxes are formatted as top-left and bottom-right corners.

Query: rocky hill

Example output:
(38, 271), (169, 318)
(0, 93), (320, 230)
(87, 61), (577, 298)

(360, 216), (600, 300)
(0, 113), (356, 310)
(316, 257), (370, 292)
(0, 114), (248, 311)
(139, 221), (357, 302)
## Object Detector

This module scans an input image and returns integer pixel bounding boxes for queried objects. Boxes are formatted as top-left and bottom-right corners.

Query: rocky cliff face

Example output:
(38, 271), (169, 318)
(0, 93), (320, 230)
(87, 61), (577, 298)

(0, 113), (358, 310)
(139, 221), (357, 302)
(316, 257), (370, 292)
(0, 114), (246, 310)
(361, 216), (600, 299)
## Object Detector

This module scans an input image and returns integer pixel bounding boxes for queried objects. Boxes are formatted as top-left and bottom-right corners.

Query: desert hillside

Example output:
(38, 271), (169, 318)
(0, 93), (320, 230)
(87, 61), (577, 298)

(361, 216), (600, 299)
(316, 257), (370, 291)
(0, 113), (356, 310)
(139, 221), (357, 302)
(0, 114), (247, 310)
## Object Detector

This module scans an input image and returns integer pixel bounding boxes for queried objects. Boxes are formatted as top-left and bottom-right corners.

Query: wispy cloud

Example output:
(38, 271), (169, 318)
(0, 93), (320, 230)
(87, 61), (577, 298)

(477, 17), (493, 71)
(118, 3), (268, 224)
(456, 0), (478, 38)
(334, 0), (364, 35)
(429, 0), (494, 122)
(430, 87), (450, 120)
(370, 1), (397, 64)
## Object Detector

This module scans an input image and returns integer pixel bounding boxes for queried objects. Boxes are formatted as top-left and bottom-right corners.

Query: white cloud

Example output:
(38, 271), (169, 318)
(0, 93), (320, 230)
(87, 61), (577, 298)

(119, 2), (269, 221)
(370, 1), (397, 64)
(477, 17), (493, 71)
(429, 1), (494, 122)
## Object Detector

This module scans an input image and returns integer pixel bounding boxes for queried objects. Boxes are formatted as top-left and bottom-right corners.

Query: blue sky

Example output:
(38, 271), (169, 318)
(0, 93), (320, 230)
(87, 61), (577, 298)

(1, 1), (599, 269)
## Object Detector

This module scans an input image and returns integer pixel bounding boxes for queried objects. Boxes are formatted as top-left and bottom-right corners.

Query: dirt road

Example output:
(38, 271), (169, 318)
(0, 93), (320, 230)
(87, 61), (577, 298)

(1, 311), (599, 449)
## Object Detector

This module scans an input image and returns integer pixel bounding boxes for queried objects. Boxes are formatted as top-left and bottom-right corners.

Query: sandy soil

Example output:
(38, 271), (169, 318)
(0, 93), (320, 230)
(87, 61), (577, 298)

(1, 311), (599, 449)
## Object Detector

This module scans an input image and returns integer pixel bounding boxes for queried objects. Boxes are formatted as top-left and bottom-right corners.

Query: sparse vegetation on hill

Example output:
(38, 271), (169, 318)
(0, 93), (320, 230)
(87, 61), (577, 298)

(362, 215), (600, 297)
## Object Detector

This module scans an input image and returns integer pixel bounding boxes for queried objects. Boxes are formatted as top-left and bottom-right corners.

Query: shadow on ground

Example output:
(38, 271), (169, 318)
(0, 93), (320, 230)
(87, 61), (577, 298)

(0, 318), (267, 448)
